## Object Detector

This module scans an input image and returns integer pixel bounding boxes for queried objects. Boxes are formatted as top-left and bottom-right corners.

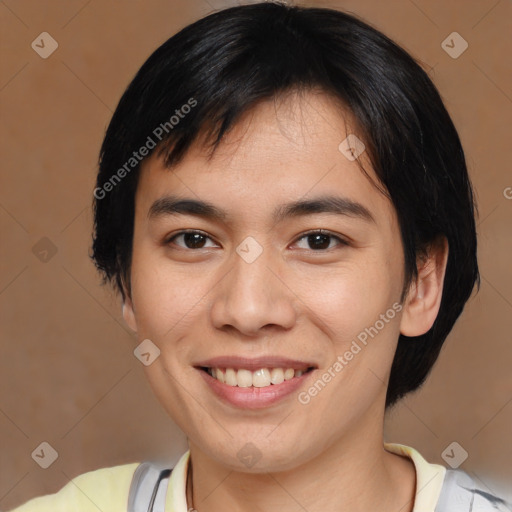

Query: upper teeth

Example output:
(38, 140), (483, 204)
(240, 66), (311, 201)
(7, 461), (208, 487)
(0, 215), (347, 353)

(207, 368), (307, 387)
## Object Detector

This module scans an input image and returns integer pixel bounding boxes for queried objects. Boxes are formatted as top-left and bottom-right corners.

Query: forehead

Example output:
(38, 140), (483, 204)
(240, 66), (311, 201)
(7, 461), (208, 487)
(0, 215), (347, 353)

(135, 90), (394, 227)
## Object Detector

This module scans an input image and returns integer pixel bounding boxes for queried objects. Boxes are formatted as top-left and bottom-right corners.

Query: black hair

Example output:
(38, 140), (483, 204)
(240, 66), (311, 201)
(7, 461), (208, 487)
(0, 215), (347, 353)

(91, 1), (479, 408)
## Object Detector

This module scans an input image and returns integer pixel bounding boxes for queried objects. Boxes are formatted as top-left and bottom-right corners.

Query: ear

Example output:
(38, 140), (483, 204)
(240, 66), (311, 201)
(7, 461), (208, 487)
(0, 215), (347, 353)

(122, 295), (138, 333)
(400, 236), (449, 337)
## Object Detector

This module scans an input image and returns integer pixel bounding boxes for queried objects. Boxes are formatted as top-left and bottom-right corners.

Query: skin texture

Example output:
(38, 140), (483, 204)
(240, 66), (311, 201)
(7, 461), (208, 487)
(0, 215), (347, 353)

(122, 90), (448, 512)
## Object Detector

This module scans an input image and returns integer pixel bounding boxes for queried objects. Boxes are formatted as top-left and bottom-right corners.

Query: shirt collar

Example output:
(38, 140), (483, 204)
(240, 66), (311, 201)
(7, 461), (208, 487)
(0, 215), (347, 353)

(165, 443), (446, 512)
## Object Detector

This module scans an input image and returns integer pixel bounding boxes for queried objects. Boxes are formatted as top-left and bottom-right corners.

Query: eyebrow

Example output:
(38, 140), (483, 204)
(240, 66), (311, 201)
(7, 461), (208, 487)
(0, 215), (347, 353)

(148, 194), (375, 224)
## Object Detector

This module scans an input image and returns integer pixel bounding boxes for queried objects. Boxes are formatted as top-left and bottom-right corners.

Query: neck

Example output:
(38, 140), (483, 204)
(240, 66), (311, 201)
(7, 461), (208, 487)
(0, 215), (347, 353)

(185, 416), (416, 512)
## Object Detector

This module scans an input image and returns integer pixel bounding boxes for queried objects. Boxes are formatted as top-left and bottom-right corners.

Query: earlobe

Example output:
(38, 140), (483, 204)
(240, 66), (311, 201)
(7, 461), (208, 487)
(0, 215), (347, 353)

(122, 296), (138, 333)
(400, 237), (449, 337)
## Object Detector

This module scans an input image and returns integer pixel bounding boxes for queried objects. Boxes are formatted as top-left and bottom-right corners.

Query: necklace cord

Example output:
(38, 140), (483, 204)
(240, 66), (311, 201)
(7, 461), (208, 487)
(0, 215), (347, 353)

(187, 457), (195, 511)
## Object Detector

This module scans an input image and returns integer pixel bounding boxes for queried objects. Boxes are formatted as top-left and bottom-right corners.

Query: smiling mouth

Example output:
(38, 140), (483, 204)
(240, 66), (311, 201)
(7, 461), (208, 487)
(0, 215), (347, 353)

(198, 366), (315, 387)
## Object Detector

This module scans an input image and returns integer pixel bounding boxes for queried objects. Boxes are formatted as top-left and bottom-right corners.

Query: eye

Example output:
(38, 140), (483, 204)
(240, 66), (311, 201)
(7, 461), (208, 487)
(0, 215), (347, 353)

(165, 230), (218, 249)
(293, 230), (348, 251)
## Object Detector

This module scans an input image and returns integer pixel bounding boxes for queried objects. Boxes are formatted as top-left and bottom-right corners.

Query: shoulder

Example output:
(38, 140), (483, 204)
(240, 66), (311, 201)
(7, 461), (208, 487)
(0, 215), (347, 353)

(8, 462), (140, 512)
(384, 443), (512, 512)
(436, 469), (512, 512)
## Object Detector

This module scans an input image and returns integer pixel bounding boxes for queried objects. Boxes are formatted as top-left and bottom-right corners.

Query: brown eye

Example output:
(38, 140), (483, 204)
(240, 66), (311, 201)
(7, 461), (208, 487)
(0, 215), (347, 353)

(182, 232), (207, 248)
(167, 231), (217, 249)
(307, 233), (331, 250)
(294, 230), (347, 251)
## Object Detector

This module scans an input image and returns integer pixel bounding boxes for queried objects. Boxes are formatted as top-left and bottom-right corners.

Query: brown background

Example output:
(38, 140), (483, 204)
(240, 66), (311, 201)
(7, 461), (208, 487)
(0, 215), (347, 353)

(1, 0), (511, 509)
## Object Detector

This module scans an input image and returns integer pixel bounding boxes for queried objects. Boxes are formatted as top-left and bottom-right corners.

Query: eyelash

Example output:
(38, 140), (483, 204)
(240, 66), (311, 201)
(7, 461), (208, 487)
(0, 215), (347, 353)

(164, 229), (349, 251)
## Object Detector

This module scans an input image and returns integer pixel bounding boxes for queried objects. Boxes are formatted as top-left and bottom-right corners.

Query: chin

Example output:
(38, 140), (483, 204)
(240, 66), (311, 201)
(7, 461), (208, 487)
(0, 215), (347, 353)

(201, 436), (313, 474)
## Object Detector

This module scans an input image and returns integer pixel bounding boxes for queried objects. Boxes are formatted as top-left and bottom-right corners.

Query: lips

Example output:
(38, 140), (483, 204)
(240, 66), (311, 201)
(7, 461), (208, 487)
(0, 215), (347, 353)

(194, 356), (317, 409)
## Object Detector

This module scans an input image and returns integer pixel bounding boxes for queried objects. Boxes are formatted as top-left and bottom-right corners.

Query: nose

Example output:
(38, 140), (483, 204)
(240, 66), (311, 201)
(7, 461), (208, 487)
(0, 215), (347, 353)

(209, 246), (297, 337)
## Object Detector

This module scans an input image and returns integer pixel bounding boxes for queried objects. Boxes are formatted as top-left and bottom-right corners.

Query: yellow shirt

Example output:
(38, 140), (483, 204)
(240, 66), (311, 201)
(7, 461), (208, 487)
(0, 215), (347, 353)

(9, 442), (446, 511)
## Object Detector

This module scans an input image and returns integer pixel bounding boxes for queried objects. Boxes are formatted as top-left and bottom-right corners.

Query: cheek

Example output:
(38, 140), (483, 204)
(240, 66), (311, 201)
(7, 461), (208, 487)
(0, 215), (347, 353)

(290, 252), (401, 344)
(129, 246), (212, 341)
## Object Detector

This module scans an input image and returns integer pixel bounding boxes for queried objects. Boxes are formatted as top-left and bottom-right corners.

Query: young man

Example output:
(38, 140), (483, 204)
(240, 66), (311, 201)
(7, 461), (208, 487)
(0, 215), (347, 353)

(10, 2), (510, 511)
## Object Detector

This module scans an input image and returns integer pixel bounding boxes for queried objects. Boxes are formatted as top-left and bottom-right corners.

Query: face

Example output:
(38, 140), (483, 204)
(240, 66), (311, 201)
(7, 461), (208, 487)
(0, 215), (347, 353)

(123, 91), (409, 472)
